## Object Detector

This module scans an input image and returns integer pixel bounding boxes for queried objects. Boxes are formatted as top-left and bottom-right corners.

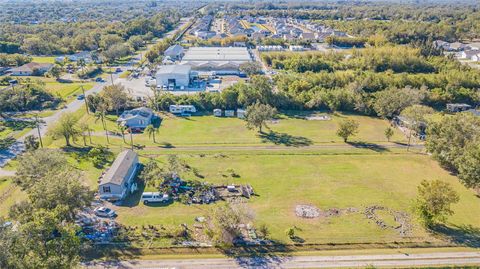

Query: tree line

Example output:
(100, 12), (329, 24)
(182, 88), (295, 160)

(0, 13), (180, 56)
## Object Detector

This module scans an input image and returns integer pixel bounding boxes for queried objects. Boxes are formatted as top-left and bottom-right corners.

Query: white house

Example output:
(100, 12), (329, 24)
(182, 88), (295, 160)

(9, 62), (53, 76)
(98, 149), (139, 201)
(117, 107), (154, 129)
(169, 105), (197, 114)
(164, 44), (184, 60)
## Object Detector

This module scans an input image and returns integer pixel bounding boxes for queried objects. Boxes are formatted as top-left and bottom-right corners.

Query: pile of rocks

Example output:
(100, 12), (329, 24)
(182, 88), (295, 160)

(295, 205), (320, 218)
(364, 205), (412, 236)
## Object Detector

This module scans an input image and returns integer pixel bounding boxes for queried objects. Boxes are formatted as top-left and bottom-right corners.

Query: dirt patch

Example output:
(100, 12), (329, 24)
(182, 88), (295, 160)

(364, 205), (412, 236)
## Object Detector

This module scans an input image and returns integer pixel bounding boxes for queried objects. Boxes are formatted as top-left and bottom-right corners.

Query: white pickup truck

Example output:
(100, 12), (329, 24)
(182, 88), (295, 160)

(141, 192), (170, 205)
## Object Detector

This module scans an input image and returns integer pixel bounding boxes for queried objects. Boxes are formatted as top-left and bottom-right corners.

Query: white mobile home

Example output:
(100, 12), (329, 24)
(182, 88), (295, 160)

(169, 105), (197, 114)
(98, 150), (139, 201)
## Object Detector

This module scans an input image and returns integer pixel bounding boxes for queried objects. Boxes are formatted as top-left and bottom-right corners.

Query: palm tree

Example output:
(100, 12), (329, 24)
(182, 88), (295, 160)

(117, 124), (127, 143)
(145, 124), (159, 143)
(78, 121), (91, 146)
(77, 58), (86, 72)
(94, 110), (109, 144)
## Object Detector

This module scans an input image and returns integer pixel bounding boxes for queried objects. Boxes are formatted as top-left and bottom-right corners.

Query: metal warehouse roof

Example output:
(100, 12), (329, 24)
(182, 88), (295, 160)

(156, 64), (191, 75)
(182, 47), (252, 62)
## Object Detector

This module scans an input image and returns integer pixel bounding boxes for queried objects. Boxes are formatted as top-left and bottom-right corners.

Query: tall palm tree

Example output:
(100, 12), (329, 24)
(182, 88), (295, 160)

(77, 58), (86, 72)
(94, 110), (109, 144)
(145, 124), (159, 143)
(78, 121), (91, 146)
(117, 124), (127, 143)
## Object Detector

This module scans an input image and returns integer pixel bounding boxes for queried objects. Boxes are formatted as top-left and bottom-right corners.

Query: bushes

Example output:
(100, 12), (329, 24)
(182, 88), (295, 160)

(0, 83), (60, 111)
(77, 66), (102, 79)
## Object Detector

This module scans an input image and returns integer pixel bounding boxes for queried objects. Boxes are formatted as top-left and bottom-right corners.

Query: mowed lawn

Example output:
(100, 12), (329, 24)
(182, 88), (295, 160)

(31, 56), (56, 64)
(114, 153), (480, 244)
(40, 111), (480, 246)
(10, 76), (93, 101)
(62, 112), (406, 148)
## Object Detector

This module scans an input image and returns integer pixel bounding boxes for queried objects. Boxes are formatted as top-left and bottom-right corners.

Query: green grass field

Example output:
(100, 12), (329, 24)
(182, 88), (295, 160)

(5, 110), (479, 249)
(31, 56), (56, 64)
(112, 152), (480, 245)
(53, 111), (406, 148)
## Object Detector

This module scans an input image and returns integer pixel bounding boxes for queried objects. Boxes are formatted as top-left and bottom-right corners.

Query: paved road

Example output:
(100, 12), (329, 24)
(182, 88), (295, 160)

(83, 251), (480, 268)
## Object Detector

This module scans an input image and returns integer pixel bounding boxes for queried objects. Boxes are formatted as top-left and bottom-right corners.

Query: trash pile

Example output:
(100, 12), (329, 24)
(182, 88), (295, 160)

(216, 184), (255, 199)
(75, 212), (119, 243)
(306, 115), (331, 121)
(160, 176), (219, 205)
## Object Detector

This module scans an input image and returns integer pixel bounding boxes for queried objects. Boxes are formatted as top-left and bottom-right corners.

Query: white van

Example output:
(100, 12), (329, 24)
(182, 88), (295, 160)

(141, 192), (170, 205)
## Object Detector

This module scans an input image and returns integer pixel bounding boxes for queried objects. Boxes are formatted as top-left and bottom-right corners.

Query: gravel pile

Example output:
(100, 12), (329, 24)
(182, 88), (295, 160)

(295, 205), (320, 218)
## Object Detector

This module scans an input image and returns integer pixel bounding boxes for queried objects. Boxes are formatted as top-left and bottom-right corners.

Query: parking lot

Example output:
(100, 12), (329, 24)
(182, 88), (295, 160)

(116, 75), (246, 99)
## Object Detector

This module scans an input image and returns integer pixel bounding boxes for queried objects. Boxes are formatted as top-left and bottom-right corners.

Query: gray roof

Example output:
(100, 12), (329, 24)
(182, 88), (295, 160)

(164, 44), (184, 56)
(100, 150), (138, 186)
(182, 47), (251, 62)
(117, 107), (153, 122)
(157, 64), (191, 75)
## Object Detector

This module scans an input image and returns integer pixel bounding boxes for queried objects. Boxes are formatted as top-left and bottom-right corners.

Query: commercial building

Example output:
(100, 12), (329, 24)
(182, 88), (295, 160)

(156, 65), (192, 88)
(180, 47), (252, 75)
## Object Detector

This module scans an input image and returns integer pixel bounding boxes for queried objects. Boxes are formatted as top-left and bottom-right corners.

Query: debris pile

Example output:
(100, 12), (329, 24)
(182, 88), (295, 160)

(295, 205), (320, 218)
(306, 115), (331, 121)
(364, 205), (412, 236)
(75, 212), (119, 243)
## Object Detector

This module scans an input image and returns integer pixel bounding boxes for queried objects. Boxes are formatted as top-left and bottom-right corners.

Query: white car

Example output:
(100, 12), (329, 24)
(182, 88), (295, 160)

(141, 192), (170, 205)
(93, 207), (116, 218)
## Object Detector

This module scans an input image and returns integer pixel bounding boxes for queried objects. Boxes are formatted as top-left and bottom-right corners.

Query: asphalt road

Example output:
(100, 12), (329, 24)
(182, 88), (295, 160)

(82, 251), (480, 268)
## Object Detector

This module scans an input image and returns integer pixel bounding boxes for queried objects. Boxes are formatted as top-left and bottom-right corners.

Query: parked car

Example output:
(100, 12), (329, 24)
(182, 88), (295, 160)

(115, 68), (122, 72)
(93, 207), (116, 218)
(77, 94), (85, 100)
(141, 192), (170, 205)
(95, 77), (104, 82)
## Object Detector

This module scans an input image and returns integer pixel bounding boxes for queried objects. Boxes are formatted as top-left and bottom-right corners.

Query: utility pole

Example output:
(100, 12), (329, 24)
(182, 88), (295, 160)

(129, 128), (134, 150)
(35, 114), (43, 148)
(110, 67), (114, 86)
(81, 85), (89, 114)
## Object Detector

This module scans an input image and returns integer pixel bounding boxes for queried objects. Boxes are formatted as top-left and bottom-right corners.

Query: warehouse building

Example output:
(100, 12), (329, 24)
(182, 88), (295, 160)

(180, 47), (252, 75)
(156, 65), (192, 89)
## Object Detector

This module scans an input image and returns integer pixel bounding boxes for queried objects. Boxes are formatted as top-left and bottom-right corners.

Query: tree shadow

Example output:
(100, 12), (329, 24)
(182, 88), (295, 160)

(118, 180), (145, 208)
(218, 239), (293, 268)
(430, 224), (480, 248)
(81, 243), (141, 265)
(2, 120), (36, 131)
(347, 141), (389, 152)
(259, 131), (312, 147)
(159, 142), (175, 148)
